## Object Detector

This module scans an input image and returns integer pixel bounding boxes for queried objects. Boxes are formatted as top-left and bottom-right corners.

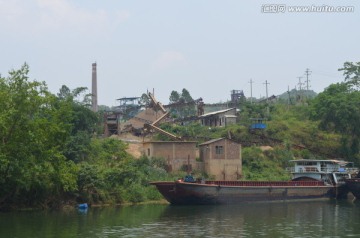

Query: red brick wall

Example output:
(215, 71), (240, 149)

(211, 139), (226, 160)
(199, 139), (242, 180)
(225, 139), (240, 160)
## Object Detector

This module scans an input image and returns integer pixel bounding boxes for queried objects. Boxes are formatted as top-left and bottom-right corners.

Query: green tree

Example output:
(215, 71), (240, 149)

(0, 64), (78, 209)
(169, 90), (180, 104)
(181, 88), (193, 103)
(181, 88), (196, 117)
(311, 62), (360, 161)
(55, 85), (98, 163)
(139, 93), (150, 106)
(339, 61), (360, 83)
(167, 88), (196, 118)
(169, 90), (181, 116)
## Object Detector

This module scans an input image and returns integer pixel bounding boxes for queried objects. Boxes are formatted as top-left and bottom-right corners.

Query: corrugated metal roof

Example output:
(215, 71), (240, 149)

(199, 108), (236, 118)
(199, 138), (225, 146)
(290, 159), (350, 165)
(143, 141), (197, 144)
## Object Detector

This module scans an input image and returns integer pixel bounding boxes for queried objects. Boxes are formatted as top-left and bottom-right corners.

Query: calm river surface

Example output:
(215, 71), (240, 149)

(1, 200), (360, 238)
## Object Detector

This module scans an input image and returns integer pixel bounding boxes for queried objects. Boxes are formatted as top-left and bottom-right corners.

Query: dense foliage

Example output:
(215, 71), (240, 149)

(168, 88), (196, 117)
(0, 65), (172, 210)
(311, 61), (360, 162)
(0, 64), (78, 209)
(75, 139), (173, 205)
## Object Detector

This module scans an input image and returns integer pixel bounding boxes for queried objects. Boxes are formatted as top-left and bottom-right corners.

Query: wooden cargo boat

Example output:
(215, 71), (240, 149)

(151, 159), (357, 205)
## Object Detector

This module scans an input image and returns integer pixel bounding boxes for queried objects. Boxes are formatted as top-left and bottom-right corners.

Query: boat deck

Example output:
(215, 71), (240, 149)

(203, 180), (325, 187)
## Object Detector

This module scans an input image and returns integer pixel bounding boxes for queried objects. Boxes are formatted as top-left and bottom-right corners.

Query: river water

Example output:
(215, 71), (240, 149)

(1, 200), (360, 238)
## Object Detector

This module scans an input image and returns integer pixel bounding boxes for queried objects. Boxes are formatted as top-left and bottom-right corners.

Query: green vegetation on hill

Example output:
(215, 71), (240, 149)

(277, 89), (317, 102)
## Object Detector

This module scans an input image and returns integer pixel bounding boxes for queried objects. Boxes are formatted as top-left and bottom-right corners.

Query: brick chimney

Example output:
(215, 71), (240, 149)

(92, 62), (98, 112)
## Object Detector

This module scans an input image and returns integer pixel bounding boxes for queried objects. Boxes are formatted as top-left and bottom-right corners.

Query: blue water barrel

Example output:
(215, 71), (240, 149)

(251, 123), (266, 129)
(78, 203), (88, 209)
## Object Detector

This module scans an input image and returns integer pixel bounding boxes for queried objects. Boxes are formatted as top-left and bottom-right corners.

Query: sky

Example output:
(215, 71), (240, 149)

(1, 0), (359, 107)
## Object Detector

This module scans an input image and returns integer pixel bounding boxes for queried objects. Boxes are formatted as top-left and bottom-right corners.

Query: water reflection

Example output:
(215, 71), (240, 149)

(1, 200), (360, 237)
(155, 201), (360, 238)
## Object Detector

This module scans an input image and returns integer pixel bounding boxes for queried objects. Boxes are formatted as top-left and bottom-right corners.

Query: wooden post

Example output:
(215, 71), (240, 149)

(187, 155), (190, 174)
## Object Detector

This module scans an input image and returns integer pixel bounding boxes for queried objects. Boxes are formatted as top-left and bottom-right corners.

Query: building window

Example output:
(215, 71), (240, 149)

(147, 148), (150, 156)
(215, 146), (223, 155)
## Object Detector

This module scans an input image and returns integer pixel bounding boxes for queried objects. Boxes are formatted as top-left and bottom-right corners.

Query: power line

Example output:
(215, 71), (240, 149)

(312, 70), (339, 78)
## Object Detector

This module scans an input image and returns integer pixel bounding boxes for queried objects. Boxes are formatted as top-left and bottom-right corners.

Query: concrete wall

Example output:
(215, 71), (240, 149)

(225, 116), (237, 126)
(143, 141), (197, 172)
(200, 139), (242, 180)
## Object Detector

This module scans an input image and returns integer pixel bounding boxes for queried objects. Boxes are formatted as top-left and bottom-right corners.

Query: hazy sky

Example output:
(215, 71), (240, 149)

(1, 0), (359, 106)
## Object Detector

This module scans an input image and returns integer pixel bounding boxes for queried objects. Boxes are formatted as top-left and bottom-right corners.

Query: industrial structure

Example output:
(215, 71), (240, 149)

(103, 89), (243, 136)
(103, 97), (143, 136)
(119, 108), (164, 136)
(137, 94), (242, 179)
(103, 112), (118, 136)
(143, 92), (183, 141)
(230, 90), (245, 104)
(100, 88), (247, 179)
(86, 61), (264, 180)
(117, 97), (142, 120)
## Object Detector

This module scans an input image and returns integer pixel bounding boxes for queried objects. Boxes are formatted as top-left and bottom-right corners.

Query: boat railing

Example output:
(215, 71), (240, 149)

(286, 167), (357, 173)
(345, 168), (359, 174)
(204, 180), (325, 187)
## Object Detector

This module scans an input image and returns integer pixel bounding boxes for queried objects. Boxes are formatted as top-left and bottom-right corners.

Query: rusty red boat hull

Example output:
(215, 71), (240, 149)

(150, 180), (340, 205)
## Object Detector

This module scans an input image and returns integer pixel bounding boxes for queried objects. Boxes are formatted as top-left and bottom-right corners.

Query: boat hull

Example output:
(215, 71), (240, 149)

(345, 178), (360, 199)
(150, 180), (339, 205)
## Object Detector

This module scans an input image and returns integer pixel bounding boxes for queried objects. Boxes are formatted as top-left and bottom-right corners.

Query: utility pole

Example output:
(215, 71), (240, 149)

(297, 77), (304, 103)
(249, 78), (254, 104)
(297, 77), (303, 91)
(263, 80), (270, 117)
(305, 68), (312, 91)
(263, 80), (270, 102)
(287, 85), (291, 107)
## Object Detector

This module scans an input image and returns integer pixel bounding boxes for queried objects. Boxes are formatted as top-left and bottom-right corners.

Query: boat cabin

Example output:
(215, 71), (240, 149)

(290, 159), (357, 185)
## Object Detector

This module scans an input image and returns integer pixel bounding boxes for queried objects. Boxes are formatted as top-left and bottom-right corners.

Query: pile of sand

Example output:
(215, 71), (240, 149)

(113, 133), (146, 158)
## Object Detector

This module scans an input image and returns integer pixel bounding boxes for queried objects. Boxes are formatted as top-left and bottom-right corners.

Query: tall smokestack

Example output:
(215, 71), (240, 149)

(92, 62), (98, 112)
